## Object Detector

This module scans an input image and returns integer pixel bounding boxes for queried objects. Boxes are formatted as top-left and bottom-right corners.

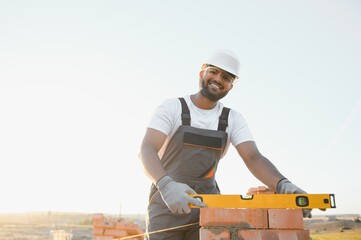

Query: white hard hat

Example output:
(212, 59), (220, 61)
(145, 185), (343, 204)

(203, 49), (240, 79)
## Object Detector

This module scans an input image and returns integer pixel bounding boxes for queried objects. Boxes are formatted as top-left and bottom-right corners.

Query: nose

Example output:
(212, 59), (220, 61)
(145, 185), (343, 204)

(213, 72), (223, 82)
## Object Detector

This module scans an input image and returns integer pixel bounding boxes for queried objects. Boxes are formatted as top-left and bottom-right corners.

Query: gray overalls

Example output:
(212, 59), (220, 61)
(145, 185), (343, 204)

(146, 98), (230, 240)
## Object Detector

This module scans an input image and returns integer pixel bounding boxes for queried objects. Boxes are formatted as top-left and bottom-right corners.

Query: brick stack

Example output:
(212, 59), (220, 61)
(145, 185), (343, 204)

(199, 186), (310, 240)
(93, 213), (144, 240)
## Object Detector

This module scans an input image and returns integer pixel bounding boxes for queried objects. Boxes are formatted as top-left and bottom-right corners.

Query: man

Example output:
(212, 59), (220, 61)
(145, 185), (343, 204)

(139, 49), (311, 240)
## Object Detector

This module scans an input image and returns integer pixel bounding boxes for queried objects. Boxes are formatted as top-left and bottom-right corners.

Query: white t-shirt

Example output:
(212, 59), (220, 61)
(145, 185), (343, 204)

(148, 95), (254, 159)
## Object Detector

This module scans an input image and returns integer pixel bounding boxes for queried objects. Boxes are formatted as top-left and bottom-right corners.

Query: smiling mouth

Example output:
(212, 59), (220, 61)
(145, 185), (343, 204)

(209, 81), (222, 90)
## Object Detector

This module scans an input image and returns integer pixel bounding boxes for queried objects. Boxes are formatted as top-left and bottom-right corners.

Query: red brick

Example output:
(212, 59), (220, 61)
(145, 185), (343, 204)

(115, 221), (144, 235)
(93, 237), (113, 240)
(103, 229), (128, 237)
(115, 221), (131, 229)
(93, 213), (105, 220)
(237, 229), (310, 240)
(282, 230), (310, 240)
(268, 209), (304, 229)
(93, 228), (104, 236)
(257, 186), (268, 191)
(93, 218), (115, 229)
(93, 219), (104, 226)
(247, 186), (275, 195)
(247, 187), (258, 194)
(200, 228), (230, 240)
(200, 208), (268, 228)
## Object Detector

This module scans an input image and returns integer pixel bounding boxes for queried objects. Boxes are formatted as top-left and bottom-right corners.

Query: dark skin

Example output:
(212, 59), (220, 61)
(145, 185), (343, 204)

(140, 66), (285, 191)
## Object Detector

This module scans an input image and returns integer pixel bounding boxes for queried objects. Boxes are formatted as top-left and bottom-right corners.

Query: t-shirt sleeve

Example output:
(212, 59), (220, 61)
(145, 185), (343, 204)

(147, 98), (178, 136)
(229, 110), (255, 146)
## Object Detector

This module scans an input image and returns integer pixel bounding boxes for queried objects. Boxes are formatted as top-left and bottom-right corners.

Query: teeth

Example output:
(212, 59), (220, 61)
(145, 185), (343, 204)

(210, 83), (220, 89)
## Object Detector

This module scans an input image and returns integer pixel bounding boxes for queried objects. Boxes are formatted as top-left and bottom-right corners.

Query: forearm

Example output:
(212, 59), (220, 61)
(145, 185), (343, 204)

(245, 155), (285, 191)
(139, 146), (167, 185)
(236, 141), (285, 191)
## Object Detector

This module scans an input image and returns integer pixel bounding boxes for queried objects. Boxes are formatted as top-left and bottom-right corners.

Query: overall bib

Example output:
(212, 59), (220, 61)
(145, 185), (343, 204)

(146, 98), (230, 240)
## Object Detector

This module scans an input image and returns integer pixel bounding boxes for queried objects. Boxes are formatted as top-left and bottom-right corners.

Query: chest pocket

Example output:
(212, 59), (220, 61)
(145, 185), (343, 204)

(183, 132), (223, 151)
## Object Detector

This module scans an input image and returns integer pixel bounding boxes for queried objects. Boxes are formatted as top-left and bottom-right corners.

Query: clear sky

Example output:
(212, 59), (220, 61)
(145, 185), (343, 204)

(0, 1), (360, 216)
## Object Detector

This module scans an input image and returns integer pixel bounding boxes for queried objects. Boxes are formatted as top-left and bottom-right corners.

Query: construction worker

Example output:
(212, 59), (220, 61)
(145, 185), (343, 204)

(139, 49), (311, 240)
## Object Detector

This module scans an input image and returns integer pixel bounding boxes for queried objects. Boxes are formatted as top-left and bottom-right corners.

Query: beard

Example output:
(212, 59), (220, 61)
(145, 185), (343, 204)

(200, 79), (230, 102)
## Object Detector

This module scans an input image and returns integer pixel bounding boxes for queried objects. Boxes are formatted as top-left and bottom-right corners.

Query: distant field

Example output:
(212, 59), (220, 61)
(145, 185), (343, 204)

(311, 229), (361, 240)
(306, 216), (361, 240)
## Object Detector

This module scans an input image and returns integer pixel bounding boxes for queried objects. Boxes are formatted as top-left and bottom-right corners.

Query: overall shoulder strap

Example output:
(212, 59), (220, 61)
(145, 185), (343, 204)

(178, 97), (191, 126)
(218, 107), (230, 131)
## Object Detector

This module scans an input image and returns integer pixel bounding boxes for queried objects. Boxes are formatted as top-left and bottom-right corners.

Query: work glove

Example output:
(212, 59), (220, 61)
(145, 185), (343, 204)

(276, 178), (312, 218)
(156, 176), (206, 214)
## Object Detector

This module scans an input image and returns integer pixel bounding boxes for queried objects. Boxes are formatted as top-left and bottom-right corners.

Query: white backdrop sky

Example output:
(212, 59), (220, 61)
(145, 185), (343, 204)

(0, 0), (360, 216)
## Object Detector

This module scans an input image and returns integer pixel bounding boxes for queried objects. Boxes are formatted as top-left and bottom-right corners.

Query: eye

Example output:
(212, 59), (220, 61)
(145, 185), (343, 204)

(207, 68), (219, 74)
(223, 75), (233, 83)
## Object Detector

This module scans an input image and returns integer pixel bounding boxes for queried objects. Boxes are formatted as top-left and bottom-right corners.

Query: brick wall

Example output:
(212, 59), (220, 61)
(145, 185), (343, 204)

(92, 186), (310, 240)
(199, 186), (310, 240)
(92, 213), (143, 240)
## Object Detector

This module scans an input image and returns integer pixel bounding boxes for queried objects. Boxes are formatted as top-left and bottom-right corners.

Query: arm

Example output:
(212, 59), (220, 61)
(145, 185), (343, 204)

(139, 127), (205, 214)
(235, 141), (285, 191)
(236, 141), (312, 217)
(139, 128), (168, 185)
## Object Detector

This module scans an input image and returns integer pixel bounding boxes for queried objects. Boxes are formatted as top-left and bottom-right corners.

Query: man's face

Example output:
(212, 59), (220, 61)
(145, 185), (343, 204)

(199, 66), (235, 102)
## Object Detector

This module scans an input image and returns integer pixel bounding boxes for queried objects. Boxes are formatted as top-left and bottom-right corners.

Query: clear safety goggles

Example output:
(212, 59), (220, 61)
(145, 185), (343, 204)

(204, 66), (236, 83)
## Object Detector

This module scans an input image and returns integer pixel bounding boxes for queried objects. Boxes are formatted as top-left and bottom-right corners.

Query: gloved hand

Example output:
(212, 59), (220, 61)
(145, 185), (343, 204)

(276, 178), (312, 218)
(156, 176), (206, 214)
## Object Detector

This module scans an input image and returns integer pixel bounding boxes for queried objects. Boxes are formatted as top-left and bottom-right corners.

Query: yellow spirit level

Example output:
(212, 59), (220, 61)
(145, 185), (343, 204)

(189, 194), (336, 209)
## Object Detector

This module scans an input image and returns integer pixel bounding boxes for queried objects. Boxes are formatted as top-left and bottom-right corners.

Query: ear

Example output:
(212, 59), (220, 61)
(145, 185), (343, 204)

(199, 70), (205, 79)
(229, 84), (234, 90)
